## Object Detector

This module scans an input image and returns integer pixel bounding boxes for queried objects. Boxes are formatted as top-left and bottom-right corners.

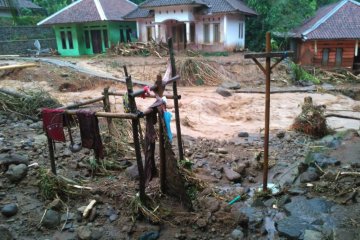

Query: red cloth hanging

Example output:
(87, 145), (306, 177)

(42, 108), (66, 142)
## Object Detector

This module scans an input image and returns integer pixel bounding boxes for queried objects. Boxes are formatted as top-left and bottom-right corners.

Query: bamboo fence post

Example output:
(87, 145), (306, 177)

(168, 37), (184, 161)
(124, 66), (146, 203)
(102, 87), (114, 136)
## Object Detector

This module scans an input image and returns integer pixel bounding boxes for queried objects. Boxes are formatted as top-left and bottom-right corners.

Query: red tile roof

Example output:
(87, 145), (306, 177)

(292, 0), (360, 40)
(38, 0), (137, 26)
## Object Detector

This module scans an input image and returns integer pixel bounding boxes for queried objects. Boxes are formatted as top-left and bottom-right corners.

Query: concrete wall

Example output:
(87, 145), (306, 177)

(154, 6), (195, 23)
(225, 14), (245, 49)
(0, 26), (56, 54)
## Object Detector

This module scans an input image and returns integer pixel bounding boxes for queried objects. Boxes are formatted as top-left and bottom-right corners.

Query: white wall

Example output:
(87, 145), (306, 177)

(195, 14), (224, 45)
(138, 18), (155, 42)
(225, 14), (245, 49)
(154, 6), (195, 23)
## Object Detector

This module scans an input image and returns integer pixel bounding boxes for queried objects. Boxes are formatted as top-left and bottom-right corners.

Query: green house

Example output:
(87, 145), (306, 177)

(37, 0), (138, 56)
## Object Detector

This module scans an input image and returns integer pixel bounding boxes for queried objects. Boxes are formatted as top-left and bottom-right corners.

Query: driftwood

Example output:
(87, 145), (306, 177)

(83, 200), (96, 218)
(0, 63), (37, 71)
(325, 114), (360, 121)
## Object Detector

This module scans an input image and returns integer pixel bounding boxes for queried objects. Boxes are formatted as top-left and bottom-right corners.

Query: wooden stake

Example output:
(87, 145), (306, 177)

(263, 32), (271, 192)
(158, 114), (166, 192)
(124, 66), (146, 203)
(46, 134), (56, 175)
(168, 37), (184, 161)
(102, 87), (114, 135)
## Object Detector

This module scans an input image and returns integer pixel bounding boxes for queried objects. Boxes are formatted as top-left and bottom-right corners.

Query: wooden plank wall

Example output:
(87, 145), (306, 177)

(298, 40), (356, 69)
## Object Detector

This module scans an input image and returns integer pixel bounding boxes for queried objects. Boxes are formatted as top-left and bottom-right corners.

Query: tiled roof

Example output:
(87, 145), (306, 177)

(125, 0), (257, 18)
(0, 0), (42, 9)
(139, 0), (207, 8)
(38, 0), (137, 26)
(206, 0), (257, 15)
(124, 7), (152, 19)
(291, 0), (360, 40)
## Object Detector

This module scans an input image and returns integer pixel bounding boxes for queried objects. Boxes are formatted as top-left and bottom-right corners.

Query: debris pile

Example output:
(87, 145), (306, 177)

(177, 57), (230, 86)
(107, 41), (168, 58)
(292, 96), (330, 138)
(0, 88), (60, 119)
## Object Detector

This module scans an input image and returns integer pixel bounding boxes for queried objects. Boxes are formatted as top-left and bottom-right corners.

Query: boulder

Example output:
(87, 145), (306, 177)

(221, 81), (241, 90)
(216, 87), (232, 97)
(5, 164), (28, 182)
(77, 225), (92, 240)
(299, 167), (320, 183)
(42, 209), (60, 229)
(304, 230), (325, 240)
(223, 167), (241, 182)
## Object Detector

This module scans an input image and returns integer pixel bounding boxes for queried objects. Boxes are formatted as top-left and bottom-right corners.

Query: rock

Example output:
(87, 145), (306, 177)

(0, 153), (29, 166)
(216, 87), (232, 97)
(201, 197), (220, 213)
(276, 131), (286, 139)
(139, 231), (160, 240)
(5, 164), (28, 182)
(238, 132), (249, 138)
(298, 162), (308, 174)
(230, 229), (244, 239)
(333, 228), (360, 240)
(109, 213), (118, 222)
(89, 208), (97, 222)
(42, 209), (60, 229)
(77, 225), (92, 240)
(299, 167), (320, 183)
(277, 195), (291, 208)
(312, 153), (340, 168)
(1, 203), (18, 217)
(125, 164), (139, 180)
(221, 81), (241, 90)
(223, 167), (241, 182)
(287, 187), (306, 195)
(304, 230), (325, 240)
(91, 227), (104, 240)
(234, 163), (247, 175)
(0, 225), (13, 240)
(62, 149), (72, 157)
(277, 216), (311, 239)
(238, 207), (263, 230)
(196, 218), (207, 228)
(47, 198), (62, 210)
(29, 121), (43, 129)
(251, 198), (265, 207)
(217, 148), (228, 154)
(322, 170), (337, 181)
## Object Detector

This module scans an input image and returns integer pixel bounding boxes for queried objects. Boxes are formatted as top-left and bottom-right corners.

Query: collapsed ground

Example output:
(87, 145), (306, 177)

(0, 53), (360, 240)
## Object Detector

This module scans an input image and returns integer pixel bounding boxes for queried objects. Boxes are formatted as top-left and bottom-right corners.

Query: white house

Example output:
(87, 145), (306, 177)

(125, 0), (257, 51)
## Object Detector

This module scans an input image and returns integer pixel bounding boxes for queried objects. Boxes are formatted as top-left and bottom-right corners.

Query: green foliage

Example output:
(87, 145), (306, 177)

(290, 62), (320, 84)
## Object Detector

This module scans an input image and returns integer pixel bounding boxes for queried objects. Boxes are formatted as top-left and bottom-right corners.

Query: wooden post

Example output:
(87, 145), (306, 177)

(47, 135), (56, 175)
(168, 37), (184, 161)
(263, 32), (271, 192)
(158, 114), (166, 192)
(124, 66), (146, 203)
(102, 87), (114, 136)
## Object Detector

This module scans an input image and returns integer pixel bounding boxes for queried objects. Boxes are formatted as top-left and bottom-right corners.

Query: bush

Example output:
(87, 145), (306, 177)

(290, 62), (320, 84)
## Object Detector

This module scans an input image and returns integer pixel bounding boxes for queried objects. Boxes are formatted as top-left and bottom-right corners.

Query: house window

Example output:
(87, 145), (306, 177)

(120, 29), (125, 42)
(213, 23), (220, 43)
(126, 28), (132, 42)
(103, 30), (109, 48)
(322, 48), (330, 66)
(84, 30), (90, 48)
(146, 26), (153, 41)
(204, 24), (210, 43)
(67, 31), (73, 49)
(336, 48), (343, 66)
(239, 22), (244, 39)
(60, 31), (67, 49)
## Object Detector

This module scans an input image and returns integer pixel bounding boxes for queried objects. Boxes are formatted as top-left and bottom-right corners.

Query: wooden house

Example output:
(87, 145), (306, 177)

(124, 0), (257, 51)
(37, 0), (137, 56)
(290, 0), (360, 71)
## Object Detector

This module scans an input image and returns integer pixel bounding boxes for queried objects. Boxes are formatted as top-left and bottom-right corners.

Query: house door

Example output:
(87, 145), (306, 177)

(354, 48), (360, 73)
(91, 30), (102, 54)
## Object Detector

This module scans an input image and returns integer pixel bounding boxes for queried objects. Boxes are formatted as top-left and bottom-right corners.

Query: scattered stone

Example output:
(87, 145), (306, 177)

(125, 164), (139, 180)
(238, 132), (249, 138)
(201, 197), (220, 213)
(216, 87), (232, 97)
(276, 131), (286, 139)
(5, 164), (28, 182)
(139, 231), (160, 240)
(299, 167), (320, 183)
(238, 207), (263, 230)
(77, 225), (92, 240)
(248, 176), (256, 183)
(223, 167), (242, 182)
(217, 148), (228, 154)
(91, 227), (104, 240)
(62, 148), (72, 158)
(298, 162), (308, 174)
(0, 225), (13, 240)
(1, 203), (18, 217)
(29, 121), (43, 129)
(109, 213), (118, 223)
(322, 170), (337, 181)
(277, 216), (311, 239)
(277, 195), (291, 208)
(196, 218), (207, 228)
(304, 230), (325, 240)
(234, 163), (247, 175)
(47, 198), (62, 210)
(312, 153), (340, 168)
(287, 187), (306, 195)
(42, 209), (61, 229)
(230, 229), (244, 240)
(89, 208), (97, 222)
(333, 228), (360, 240)
(221, 81), (241, 90)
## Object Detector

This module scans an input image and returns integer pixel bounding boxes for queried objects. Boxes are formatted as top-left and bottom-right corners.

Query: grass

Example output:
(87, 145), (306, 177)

(290, 62), (320, 84)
